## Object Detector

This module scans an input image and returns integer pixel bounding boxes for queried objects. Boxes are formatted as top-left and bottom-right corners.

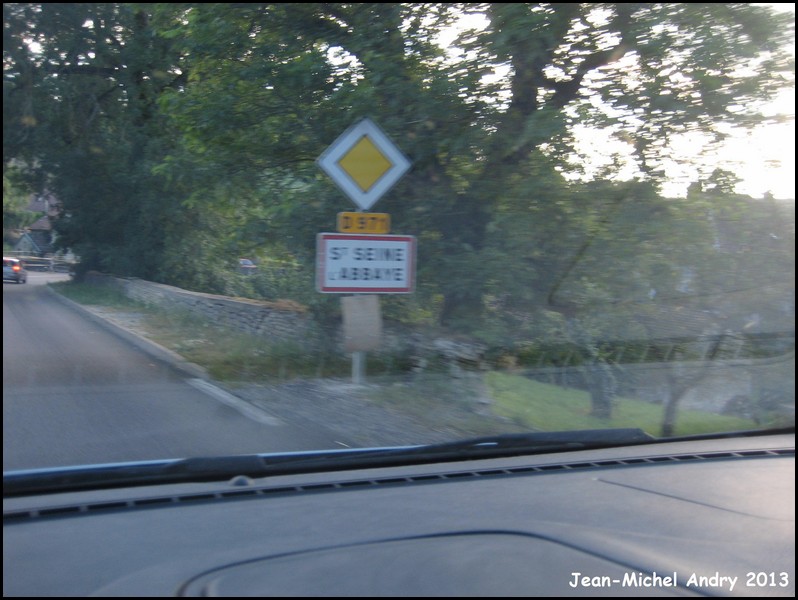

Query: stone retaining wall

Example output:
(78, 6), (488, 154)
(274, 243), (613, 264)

(81, 272), (485, 364)
(84, 272), (312, 344)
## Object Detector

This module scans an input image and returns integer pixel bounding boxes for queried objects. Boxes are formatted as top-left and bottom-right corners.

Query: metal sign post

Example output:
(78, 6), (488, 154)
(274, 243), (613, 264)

(317, 119), (412, 383)
(341, 293), (381, 385)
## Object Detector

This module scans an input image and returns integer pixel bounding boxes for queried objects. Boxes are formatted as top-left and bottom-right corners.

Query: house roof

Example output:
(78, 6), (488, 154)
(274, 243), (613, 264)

(28, 215), (52, 231)
(26, 193), (60, 217)
(27, 230), (55, 253)
(11, 229), (55, 255)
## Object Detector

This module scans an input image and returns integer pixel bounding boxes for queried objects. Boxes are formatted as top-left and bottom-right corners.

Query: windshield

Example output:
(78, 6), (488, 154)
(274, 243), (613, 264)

(3, 3), (795, 476)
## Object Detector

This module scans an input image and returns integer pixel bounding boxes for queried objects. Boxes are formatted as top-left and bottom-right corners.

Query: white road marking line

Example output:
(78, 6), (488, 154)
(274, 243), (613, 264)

(186, 378), (283, 426)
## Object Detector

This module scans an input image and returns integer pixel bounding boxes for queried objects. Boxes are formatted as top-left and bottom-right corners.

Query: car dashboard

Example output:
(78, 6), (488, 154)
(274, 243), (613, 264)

(3, 432), (794, 597)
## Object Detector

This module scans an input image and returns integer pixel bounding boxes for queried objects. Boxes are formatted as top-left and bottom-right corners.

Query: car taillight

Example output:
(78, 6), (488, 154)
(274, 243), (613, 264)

(13, 265), (21, 272)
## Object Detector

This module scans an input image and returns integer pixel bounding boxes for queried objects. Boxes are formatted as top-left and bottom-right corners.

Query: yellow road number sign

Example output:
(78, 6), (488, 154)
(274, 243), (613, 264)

(337, 212), (391, 234)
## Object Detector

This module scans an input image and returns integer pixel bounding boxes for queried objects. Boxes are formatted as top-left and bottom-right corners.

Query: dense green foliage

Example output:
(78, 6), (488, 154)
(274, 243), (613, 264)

(3, 169), (40, 245)
(5, 3), (792, 315)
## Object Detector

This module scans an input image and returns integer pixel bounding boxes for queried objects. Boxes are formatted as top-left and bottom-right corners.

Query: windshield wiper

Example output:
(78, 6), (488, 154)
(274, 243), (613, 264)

(4, 428), (656, 496)
(7, 427), (794, 497)
(328, 428), (656, 467)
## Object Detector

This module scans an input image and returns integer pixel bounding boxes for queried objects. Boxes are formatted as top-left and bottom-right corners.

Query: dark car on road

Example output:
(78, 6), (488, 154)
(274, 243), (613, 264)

(3, 257), (28, 284)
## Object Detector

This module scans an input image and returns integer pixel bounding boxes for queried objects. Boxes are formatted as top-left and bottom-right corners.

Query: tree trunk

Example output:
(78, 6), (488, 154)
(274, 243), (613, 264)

(587, 360), (616, 419)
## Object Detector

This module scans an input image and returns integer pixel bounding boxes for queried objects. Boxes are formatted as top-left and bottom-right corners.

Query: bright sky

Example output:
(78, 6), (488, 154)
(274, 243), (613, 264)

(570, 94), (795, 200)
(440, 5), (795, 200)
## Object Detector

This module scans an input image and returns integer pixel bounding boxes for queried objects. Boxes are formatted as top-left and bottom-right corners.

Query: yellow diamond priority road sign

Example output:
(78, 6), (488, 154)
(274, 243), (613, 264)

(317, 119), (411, 211)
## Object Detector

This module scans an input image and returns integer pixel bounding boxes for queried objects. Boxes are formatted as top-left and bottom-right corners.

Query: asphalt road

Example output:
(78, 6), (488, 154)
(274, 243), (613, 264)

(3, 273), (339, 471)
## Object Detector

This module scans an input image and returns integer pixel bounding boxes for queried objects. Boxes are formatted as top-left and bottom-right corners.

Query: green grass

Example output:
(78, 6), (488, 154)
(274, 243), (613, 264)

(486, 371), (757, 437)
(143, 309), (351, 382)
(365, 373), (531, 437)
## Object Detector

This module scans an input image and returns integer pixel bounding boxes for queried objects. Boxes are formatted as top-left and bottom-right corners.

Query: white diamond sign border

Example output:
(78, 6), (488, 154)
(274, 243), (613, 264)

(317, 118), (411, 211)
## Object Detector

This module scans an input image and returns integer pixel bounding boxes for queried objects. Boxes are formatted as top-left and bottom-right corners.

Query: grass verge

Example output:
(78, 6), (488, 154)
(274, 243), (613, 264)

(486, 371), (757, 437)
(49, 281), (766, 439)
(146, 308), (350, 381)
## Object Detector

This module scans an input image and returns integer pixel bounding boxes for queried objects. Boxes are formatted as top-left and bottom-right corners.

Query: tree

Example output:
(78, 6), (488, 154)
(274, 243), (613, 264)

(3, 3), (198, 280)
(148, 3), (794, 325)
(4, 3), (793, 321)
(3, 168), (40, 249)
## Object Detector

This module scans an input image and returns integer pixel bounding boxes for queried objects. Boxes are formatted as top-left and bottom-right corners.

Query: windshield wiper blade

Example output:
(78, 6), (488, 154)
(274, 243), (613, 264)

(402, 428), (655, 455)
(3, 429), (654, 497)
(185, 428), (657, 477)
(6, 427), (794, 498)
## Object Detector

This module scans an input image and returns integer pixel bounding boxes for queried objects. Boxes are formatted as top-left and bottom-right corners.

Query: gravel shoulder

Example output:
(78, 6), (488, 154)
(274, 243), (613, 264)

(229, 379), (467, 448)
